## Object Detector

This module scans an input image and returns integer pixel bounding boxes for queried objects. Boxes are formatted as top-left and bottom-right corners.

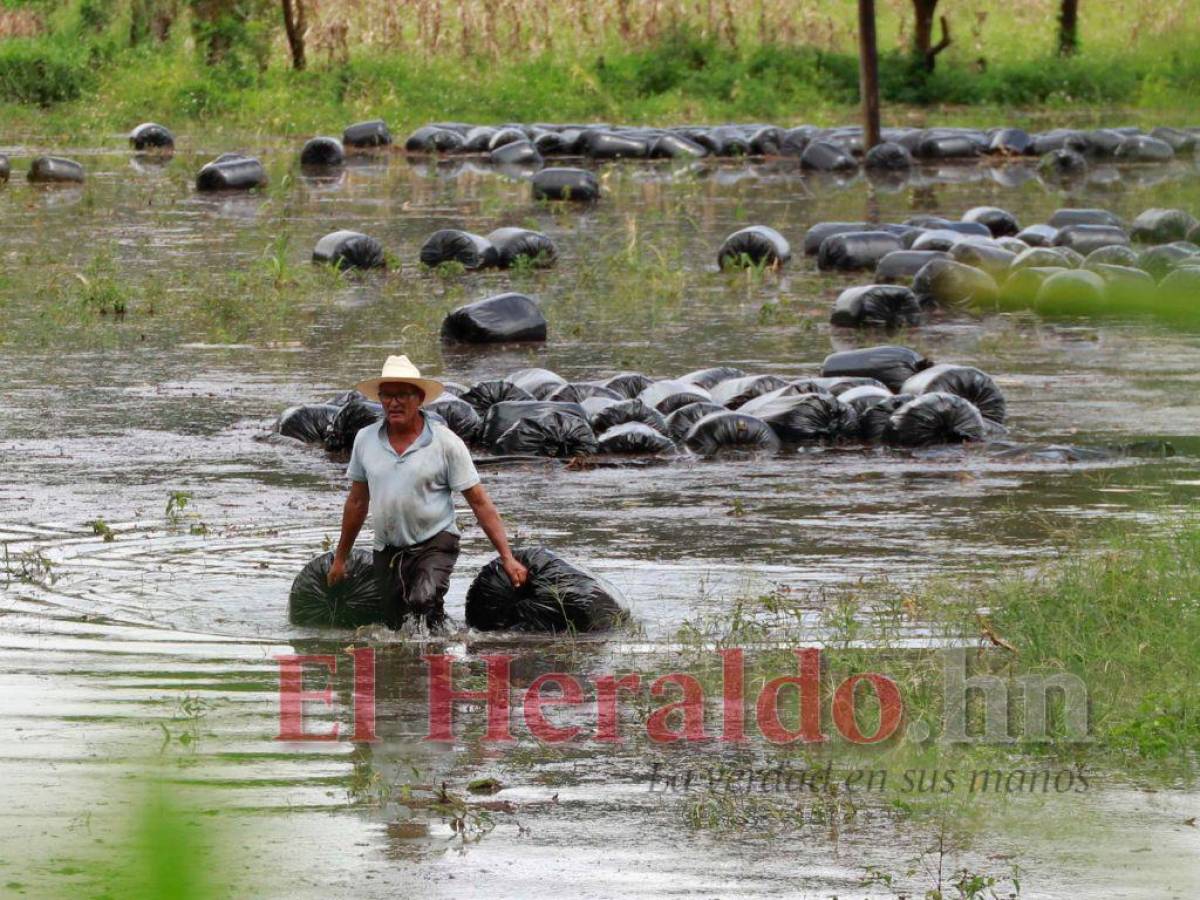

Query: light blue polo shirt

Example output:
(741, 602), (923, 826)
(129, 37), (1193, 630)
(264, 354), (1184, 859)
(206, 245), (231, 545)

(346, 413), (481, 550)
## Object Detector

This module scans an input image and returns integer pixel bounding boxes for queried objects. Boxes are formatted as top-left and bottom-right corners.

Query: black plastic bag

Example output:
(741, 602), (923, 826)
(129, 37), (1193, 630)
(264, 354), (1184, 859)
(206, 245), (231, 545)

(1138, 244), (1200, 281)
(506, 367), (567, 399)
(490, 140), (543, 166)
(912, 259), (998, 309)
(1130, 209), (1197, 244)
(948, 241), (1018, 278)
(857, 393), (913, 442)
(1014, 247), (1074, 270)
(1053, 225), (1130, 255)
(800, 141), (858, 171)
(820, 345), (930, 393)
(1048, 208), (1123, 229)
(343, 119), (391, 148)
(717, 226), (792, 269)
(465, 547), (627, 633)
(300, 136), (345, 167)
(441, 293), (547, 343)
(425, 396), (483, 444)
(837, 384), (893, 411)
(488, 126), (528, 151)
(1001, 266), (1065, 306)
(901, 363), (1006, 424)
(1064, 129), (1124, 158)
(962, 206), (1020, 237)
(1015, 224), (1059, 247)
(591, 398), (669, 435)
(1114, 135), (1174, 162)
(788, 377), (884, 396)
(677, 366), (746, 390)
(829, 284), (922, 329)
(494, 411), (598, 457)
(913, 134), (981, 159)
(738, 391), (858, 444)
(886, 393), (986, 447)
(130, 122), (174, 151)
(597, 422), (676, 455)
(602, 372), (655, 399)
(1037, 149), (1088, 181)
(461, 126), (498, 153)
(648, 133), (708, 159)
(0, 155), (8, 183)
(323, 398), (383, 452)
(639, 380), (714, 415)
(875, 250), (950, 284)
(487, 227), (558, 268)
(803, 222), (869, 256)
(547, 383), (624, 404)
(665, 401), (726, 442)
(196, 155), (266, 191)
(479, 400), (588, 446)
(28, 156), (84, 184)
(405, 125), (465, 153)
(684, 411), (781, 456)
(864, 142), (913, 170)
(584, 131), (650, 159)
(710, 375), (791, 409)
(988, 128), (1032, 155)
(312, 230), (386, 270)
(1034, 269), (1106, 315)
(532, 167), (600, 202)
(462, 380), (537, 416)
(420, 229), (498, 270)
(818, 232), (902, 272)
(276, 404), (340, 444)
(1150, 126), (1197, 152)
(288, 549), (384, 627)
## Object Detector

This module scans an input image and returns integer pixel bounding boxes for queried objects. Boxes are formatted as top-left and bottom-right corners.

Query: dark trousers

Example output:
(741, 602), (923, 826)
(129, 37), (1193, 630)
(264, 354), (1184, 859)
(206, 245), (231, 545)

(373, 530), (460, 629)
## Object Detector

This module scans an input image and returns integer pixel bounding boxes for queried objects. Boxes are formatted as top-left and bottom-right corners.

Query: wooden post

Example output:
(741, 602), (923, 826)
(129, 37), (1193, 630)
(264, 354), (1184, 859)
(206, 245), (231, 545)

(858, 0), (881, 151)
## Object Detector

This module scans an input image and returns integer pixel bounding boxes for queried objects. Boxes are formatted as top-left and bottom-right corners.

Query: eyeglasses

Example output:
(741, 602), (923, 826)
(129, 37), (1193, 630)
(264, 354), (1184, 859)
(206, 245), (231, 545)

(378, 390), (423, 405)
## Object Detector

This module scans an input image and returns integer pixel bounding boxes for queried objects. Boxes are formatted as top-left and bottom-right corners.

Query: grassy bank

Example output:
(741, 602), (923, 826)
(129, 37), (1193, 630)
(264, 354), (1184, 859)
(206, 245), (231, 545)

(0, 1), (1198, 141)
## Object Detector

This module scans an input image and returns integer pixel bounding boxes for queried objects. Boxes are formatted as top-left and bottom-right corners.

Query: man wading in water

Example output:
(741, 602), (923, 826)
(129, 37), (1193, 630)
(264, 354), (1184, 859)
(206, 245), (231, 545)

(327, 356), (528, 630)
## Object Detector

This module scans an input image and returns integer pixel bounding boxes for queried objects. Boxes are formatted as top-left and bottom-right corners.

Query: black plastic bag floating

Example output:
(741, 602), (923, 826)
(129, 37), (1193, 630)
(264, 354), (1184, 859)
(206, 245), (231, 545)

(490, 140), (542, 166)
(912, 259), (998, 309)
(863, 142), (913, 170)
(1131, 209), (1197, 244)
(602, 372), (655, 399)
(1037, 149), (1088, 181)
(803, 222), (869, 256)
(684, 411), (781, 456)
(665, 401), (726, 442)
(717, 226), (792, 270)
(1015, 224), (1059, 247)
(789, 376), (885, 396)
(677, 366), (746, 391)
(597, 422), (676, 455)
(324, 398), (383, 452)
(0, 155), (8, 183)
(989, 128), (1032, 155)
(425, 397), (483, 444)
(1114, 135), (1174, 162)
(591, 398), (669, 435)
(506, 367), (567, 399)
(875, 250), (950, 284)
(1001, 267), (1065, 306)
(129, 122), (174, 151)
(648, 133), (707, 159)
(405, 125), (465, 153)
(343, 119), (391, 148)
(1138, 244), (1200, 281)
(1034, 269), (1106, 315)
(902, 363), (1006, 424)
(961, 206), (1020, 237)
(461, 126), (497, 152)
(1048, 208), (1123, 229)
(486, 227), (558, 268)
(312, 230), (386, 270)
(547, 382), (623, 404)
(583, 131), (649, 159)
(948, 241), (1017, 278)
(28, 156), (84, 184)
(1013, 247), (1074, 270)
(300, 136), (345, 167)
(461, 380), (536, 416)
(441, 293), (548, 343)
(277, 404), (340, 444)
(818, 232), (903, 272)
(532, 168), (599, 202)
(479, 400), (588, 447)
(639, 380), (713, 415)
(821, 345), (931, 393)
(289, 549), (384, 627)
(857, 393), (913, 442)
(738, 391), (858, 444)
(494, 411), (598, 457)
(830, 284), (922, 329)
(420, 229), (498, 270)
(465, 547), (627, 633)
(886, 393), (986, 447)
(1053, 224), (1130, 255)
(1151, 126), (1197, 152)
(195, 155), (266, 191)
(837, 384), (893, 412)
(709, 375), (790, 409)
(800, 141), (858, 171)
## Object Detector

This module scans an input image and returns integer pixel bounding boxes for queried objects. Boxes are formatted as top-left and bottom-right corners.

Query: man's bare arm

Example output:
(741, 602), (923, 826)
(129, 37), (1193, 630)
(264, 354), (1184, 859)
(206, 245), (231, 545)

(328, 480), (370, 586)
(462, 484), (528, 587)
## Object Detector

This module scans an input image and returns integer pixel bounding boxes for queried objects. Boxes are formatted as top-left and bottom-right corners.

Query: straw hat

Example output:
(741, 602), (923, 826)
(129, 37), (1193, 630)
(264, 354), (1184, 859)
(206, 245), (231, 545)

(354, 355), (444, 404)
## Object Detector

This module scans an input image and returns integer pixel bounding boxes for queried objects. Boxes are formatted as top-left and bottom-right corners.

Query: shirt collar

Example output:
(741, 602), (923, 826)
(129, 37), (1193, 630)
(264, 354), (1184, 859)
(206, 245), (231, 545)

(376, 411), (433, 459)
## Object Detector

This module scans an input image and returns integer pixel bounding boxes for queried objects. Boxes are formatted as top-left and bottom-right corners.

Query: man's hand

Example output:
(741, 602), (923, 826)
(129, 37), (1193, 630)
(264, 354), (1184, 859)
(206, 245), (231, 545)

(501, 554), (529, 589)
(327, 555), (348, 587)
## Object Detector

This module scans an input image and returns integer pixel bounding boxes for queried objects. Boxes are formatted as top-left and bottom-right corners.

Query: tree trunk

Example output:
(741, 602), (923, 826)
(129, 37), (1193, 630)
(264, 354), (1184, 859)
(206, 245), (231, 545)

(1058, 0), (1079, 56)
(911, 0), (950, 71)
(281, 0), (307, 71)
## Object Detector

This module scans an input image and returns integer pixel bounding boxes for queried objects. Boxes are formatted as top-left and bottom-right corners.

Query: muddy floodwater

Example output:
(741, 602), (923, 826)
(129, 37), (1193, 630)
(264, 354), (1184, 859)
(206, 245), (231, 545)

(1, 133), (1199, 897)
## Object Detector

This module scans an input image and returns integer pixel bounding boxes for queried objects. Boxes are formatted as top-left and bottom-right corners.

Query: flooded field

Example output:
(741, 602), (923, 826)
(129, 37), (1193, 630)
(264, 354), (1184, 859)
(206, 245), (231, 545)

(1, 134), (1199, 897)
